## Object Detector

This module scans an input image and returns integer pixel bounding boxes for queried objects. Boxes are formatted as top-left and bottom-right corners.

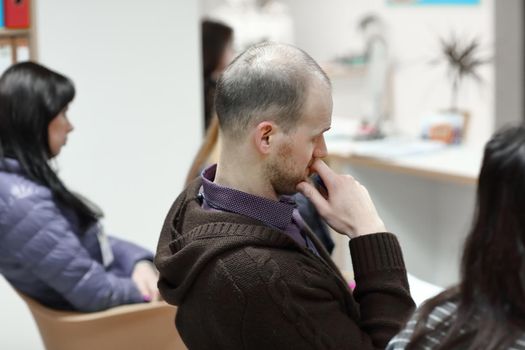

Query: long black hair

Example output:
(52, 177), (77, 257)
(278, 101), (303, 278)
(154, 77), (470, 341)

(407, 124), (525, 349)
(0, 62), (101, 230)
(202, 19), (233, 131)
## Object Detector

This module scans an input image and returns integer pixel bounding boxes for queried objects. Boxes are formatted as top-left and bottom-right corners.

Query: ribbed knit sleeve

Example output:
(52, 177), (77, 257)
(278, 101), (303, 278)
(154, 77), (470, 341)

(349, 232), (415, 348)
(350, 232), (406, 274)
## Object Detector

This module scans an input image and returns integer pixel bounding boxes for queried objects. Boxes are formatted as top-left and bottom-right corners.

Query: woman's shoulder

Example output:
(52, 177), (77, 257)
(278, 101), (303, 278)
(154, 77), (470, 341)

(0, 168), (53, 215)
(418, 299), (459, 334)
(387, 299), (459, 350)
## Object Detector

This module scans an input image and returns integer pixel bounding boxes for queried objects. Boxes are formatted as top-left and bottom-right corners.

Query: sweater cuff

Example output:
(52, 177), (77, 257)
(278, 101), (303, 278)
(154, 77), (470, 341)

(349, 232), (406, 275)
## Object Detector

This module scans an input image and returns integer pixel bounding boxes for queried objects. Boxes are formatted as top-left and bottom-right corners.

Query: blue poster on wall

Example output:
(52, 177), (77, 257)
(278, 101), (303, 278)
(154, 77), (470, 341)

(389, 0), (480, 5)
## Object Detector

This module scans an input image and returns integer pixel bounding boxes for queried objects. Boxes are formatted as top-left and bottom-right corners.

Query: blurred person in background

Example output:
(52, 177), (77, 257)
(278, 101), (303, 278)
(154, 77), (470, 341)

(202, 19), (234, 132)
(185, 18), (233, 195)
(0, 62), (159, 312)
(357, 14), (391, 139)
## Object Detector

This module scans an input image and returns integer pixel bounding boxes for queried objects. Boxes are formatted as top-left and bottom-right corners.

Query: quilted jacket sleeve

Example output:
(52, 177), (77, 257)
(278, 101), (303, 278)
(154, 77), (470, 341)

(0, 192), (144, 312)
(109, 236), (154, 276)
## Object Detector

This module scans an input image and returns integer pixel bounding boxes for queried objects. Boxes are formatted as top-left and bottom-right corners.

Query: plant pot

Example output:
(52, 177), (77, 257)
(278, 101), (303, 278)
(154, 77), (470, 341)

(421, 110), (469, 144)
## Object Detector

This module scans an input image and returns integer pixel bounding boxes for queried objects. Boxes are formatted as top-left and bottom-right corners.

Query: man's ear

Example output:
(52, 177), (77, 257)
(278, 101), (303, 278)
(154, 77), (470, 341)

(253, 121), (277, 155)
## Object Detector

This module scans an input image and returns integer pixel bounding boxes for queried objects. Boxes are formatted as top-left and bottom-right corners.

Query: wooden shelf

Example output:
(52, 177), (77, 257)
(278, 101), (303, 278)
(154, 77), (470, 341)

(0, 28), (31, 38)
(0, 4), (34, 66)
(0, 28), (33, 64)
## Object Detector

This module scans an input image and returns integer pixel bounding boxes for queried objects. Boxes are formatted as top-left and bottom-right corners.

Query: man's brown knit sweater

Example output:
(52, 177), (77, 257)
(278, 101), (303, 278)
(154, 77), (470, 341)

(155, 179), (415, 349)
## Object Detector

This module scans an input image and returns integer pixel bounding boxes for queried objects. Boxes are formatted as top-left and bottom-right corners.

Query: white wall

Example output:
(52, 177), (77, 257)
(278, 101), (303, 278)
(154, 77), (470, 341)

(0, 1), (202, 348)
(37, 0), (202, 251)
(283, 0), (495, 146)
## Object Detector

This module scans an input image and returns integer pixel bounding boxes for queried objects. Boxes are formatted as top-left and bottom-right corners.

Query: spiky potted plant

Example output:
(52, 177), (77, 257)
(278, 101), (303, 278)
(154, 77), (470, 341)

(426, 34), (491, 143)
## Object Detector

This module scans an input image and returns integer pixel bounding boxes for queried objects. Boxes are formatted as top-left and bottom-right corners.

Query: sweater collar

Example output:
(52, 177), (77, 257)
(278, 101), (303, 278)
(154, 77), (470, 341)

(200, 164), (296, 231)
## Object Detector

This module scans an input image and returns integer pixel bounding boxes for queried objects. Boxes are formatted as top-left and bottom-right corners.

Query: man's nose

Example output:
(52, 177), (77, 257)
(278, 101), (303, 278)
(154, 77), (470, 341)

(314, 136), (327, 158)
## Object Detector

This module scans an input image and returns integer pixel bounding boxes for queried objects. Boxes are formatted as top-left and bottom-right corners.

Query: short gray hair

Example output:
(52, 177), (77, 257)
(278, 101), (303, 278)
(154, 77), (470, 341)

(215, 42), (330, 137)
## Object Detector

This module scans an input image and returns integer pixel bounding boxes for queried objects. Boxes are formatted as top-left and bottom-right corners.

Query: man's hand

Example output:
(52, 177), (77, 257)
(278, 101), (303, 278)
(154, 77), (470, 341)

(132, 260), (161, 302)
(297, 159), (386, 238)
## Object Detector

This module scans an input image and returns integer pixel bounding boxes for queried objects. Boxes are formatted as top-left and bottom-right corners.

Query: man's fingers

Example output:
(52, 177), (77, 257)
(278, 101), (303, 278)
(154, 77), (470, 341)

(310, 159), (336, 191)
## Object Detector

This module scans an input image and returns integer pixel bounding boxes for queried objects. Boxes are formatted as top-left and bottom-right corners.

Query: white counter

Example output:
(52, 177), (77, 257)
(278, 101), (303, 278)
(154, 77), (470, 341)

(327, 136), (482, 184)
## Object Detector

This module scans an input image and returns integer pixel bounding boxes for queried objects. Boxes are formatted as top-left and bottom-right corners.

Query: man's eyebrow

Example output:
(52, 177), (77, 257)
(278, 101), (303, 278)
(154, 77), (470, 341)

(313, 127), (330, 137)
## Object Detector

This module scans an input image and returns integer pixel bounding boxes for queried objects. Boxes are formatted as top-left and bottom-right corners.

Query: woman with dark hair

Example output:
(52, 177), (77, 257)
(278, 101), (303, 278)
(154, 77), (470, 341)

(202, 19), (233, 131)
(387, 124), (525, 349)
(0, 62), (159, 312)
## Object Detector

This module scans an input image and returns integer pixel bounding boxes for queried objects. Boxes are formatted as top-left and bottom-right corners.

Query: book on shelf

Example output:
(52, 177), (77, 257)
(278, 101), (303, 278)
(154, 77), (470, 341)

(5, 0), (30, 29)
(0, 1), (4, 28)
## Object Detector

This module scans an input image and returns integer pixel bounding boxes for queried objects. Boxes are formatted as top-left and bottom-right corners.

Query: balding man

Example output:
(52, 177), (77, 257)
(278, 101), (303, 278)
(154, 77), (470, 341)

(155, 42), (414, 350)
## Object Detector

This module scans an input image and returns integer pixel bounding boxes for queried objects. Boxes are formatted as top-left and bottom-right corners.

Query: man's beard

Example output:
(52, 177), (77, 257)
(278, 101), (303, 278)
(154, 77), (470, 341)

(264, 142), (309, 195)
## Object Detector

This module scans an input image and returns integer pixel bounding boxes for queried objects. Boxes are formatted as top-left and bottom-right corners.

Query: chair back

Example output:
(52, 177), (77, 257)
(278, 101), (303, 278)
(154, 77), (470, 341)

(17, 291), (187, 350)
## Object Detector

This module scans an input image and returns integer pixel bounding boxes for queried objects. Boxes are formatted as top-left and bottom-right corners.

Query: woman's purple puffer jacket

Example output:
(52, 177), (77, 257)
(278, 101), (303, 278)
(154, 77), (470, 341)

(0, 159), (152, 311)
